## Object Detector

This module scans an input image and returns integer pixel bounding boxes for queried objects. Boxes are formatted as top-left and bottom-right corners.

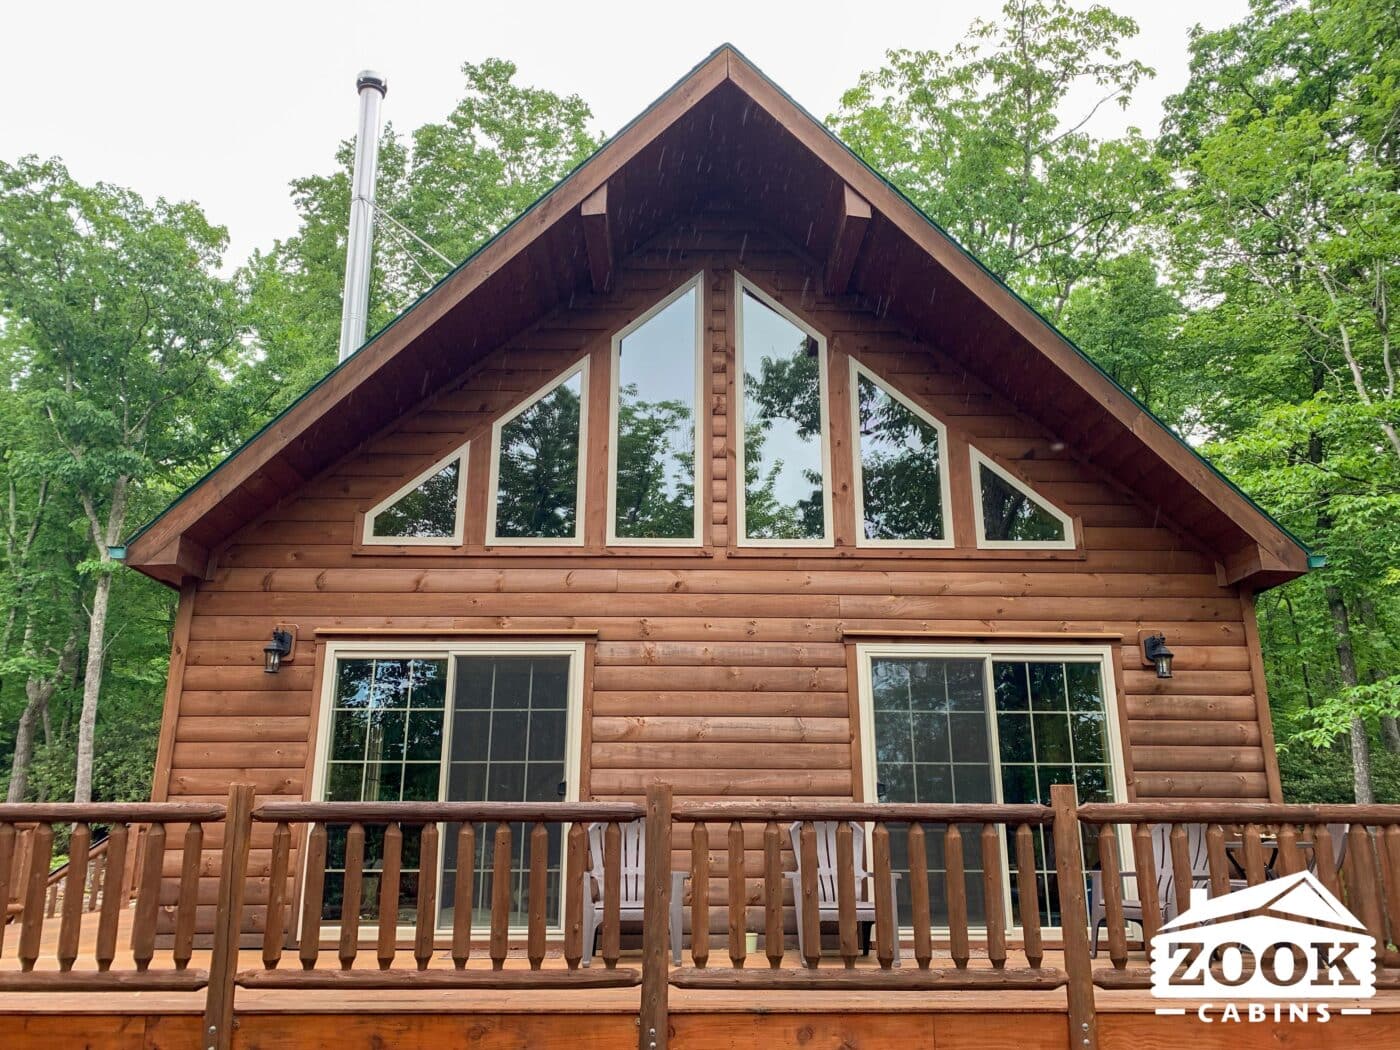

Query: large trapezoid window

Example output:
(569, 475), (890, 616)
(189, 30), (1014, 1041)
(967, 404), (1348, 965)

(851, 360), (952, 547)
(363, 443), (468, 545)
(735, 275), (831, 545)
(971, 448), (1074, 549)
(608, 274), (703, 545)
(488, 360), (588, 545)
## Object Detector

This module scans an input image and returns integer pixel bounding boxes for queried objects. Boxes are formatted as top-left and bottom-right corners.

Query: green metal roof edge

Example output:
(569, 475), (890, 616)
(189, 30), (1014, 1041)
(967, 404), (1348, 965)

(127, 42), (1314, 567)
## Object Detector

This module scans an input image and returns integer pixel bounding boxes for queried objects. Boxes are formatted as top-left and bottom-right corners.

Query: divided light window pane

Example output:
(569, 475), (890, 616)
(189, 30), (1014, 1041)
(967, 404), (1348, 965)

(370, 459), (461, 539)
(321, 657), (447, 923)
(614, 286), (698, 540)
(979, 464), (1066, 543)
(494, 371), (583, 540)
(856, 373), (946, 542)
(740, 290), (826, 541)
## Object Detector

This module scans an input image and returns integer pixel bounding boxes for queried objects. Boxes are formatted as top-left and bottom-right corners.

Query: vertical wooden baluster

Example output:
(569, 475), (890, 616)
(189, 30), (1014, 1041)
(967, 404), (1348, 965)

(173, 823), (203, 971)
(799, 821), (820, 969)
(565, 823), (585, 970)
(1347, 825), (1385, 945)
(452, 824), (475, 970)
(88, 851), (105, 912)
(0, 822), (15, 956)
(131, 822), (165, 973)
(1242, 824), (1266, 887)
(981, 823), (1006, 970)
(339, 822), (365, 971)
(836, 822), (858, 970)
(873, 822), (895, 970)
(727, 821), (745, 968)
(946, 825), (969, 969)
(1097, 824), (1127, 970)
(1168, 824), (1193, 917)
(19, 823), (53, 972)
(491, 822), (512, 971)
(908, 823), (932, 970)
(1383, 826), (1400, 953)
(415, 823), (439, 972)
(602, 821), (621, 970)
(528, 822), (548, 971)
(95, 823), (128, 972)
(47, 882), (58, 918)
(1131, 824), (1161, 946)
(299, 823), (328, 971)
(762, 821), (782, 969)
(1015, 824), (1043, 969)
(1277, 824), (1303, 876)
(377, 822), (402, 971)
(1314, 825), (1341, 897)
(1206, 824), (1230, 898)
(692, 822), (710, 968)
(263, 822), (291, 970)
(57, 822), (91, 972)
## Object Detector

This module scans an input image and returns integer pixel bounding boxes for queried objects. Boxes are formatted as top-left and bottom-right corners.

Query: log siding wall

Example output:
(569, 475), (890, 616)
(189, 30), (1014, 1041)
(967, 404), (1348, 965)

(153, 208), (1276, 939)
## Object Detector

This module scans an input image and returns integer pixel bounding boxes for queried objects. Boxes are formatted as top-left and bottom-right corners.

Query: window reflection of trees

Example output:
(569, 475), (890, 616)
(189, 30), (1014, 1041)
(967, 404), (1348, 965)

(494, 374), (582, 539)
(979, 464), (1064, 542)
(856, 374), (946, 541)
(614, 385), (695, 539)
(372, 460), (460, 538)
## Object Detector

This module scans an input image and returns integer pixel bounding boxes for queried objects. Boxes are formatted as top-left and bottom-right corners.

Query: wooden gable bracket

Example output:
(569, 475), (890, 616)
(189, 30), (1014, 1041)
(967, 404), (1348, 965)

(143, 533), (212, 585)
(824, 184), (873, 295)
(580, 182), (614, 293)
(1220, 542), (1296, 587)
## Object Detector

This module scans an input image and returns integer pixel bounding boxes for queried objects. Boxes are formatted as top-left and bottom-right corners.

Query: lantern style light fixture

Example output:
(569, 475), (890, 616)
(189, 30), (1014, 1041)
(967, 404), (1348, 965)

(1142, 633), (1174, 679)
(263, 627), (295, 674)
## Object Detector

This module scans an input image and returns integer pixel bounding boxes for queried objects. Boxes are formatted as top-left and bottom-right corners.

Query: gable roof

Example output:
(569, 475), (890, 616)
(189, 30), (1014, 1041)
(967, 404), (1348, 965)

(1159, 872), (1367, 935)
(122, 44), (1315, 588)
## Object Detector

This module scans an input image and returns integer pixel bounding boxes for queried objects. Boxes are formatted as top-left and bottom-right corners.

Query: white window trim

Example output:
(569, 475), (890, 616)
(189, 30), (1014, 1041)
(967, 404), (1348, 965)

(854, 641), (1130, 936)
(969, 447), (1077, 550)
(733, 273), (834, 547)
(485, 358), (590, 547)
(606, 272), (706, 547)
(849, 358), (955, 549)
(361, 441), (470, 546)
(304, 639), (587, 939)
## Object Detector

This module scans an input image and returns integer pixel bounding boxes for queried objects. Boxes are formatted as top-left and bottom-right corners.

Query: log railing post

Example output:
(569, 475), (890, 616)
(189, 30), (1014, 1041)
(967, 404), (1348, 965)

(203, 784), (254, 1050)
(1050, 784), (1097, 1050)
(640, 782), (672, 1050)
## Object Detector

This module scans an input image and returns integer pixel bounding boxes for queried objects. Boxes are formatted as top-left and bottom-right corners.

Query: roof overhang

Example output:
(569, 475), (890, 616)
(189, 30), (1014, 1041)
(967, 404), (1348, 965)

(123, 45), (1312, 591)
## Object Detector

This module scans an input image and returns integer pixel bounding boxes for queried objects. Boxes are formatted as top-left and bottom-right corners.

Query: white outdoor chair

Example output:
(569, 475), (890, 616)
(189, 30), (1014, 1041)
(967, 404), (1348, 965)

(581, 820), (684, 966)
(786, 821), (901, 965)
(1088, 822), (1210, 957)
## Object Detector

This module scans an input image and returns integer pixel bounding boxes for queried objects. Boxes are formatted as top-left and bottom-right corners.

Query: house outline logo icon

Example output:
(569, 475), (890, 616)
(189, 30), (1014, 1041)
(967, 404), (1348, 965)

(1149, 870), (1376, 1021)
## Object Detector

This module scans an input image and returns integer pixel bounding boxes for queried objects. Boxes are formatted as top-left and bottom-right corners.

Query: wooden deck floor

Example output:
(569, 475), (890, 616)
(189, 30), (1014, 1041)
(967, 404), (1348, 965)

(4, 909), (1400, 1048)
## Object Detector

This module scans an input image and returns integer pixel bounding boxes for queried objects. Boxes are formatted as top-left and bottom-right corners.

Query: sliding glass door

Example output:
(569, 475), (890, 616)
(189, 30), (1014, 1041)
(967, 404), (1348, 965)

(313, 643), (583, 930)
(859, 644), (1124, 929)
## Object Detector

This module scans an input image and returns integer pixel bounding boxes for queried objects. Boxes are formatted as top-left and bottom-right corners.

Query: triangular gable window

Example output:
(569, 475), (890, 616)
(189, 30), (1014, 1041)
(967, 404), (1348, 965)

(363, 443), (468, 544)
(487, 360), (589, 545)
(971, 448), (1075, 549)
(850, 360), (952, 547)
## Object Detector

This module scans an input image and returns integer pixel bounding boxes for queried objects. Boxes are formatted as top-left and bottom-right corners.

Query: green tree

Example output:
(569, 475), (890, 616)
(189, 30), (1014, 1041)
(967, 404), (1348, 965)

(0, 157), (238, 802)
(830, 0), (1164, 318)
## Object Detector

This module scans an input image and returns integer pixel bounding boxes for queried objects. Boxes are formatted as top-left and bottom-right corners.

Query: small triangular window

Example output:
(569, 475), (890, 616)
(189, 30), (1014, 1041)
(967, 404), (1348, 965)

(972, 450), (1073, 547)
(365, 445), (467, 543)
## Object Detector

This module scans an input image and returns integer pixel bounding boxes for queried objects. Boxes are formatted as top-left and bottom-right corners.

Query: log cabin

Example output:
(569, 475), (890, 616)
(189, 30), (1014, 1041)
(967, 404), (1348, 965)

(12, 45), (1400, 1050)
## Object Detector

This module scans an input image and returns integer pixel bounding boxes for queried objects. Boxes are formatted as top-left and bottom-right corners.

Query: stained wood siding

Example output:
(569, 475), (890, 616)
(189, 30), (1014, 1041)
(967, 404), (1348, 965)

(154, 207), (1274, 938)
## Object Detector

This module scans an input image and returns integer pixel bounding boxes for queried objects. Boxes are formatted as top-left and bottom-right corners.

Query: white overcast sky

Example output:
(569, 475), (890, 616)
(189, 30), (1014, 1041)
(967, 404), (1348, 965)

(5, 0), (1247, 268)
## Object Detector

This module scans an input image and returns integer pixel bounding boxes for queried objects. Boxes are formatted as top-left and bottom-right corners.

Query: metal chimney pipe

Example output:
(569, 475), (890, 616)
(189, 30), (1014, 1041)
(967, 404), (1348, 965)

(337, 70), (388, 362)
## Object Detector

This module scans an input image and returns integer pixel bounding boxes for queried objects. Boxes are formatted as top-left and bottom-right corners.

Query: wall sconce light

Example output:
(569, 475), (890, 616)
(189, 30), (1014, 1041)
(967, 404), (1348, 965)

(263, 626), (296, 674)
(1142, 632), (1174, 679)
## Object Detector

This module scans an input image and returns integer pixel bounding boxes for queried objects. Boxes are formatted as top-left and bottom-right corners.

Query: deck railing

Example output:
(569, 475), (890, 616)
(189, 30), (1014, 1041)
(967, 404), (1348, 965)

(0, 801), (224, 989)
(4, 786), (1400, 1050)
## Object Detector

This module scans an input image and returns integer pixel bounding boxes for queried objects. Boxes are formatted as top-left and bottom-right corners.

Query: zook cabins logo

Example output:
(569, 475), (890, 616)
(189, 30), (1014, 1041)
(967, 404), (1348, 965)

(1150, 871), (1376, 1023)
